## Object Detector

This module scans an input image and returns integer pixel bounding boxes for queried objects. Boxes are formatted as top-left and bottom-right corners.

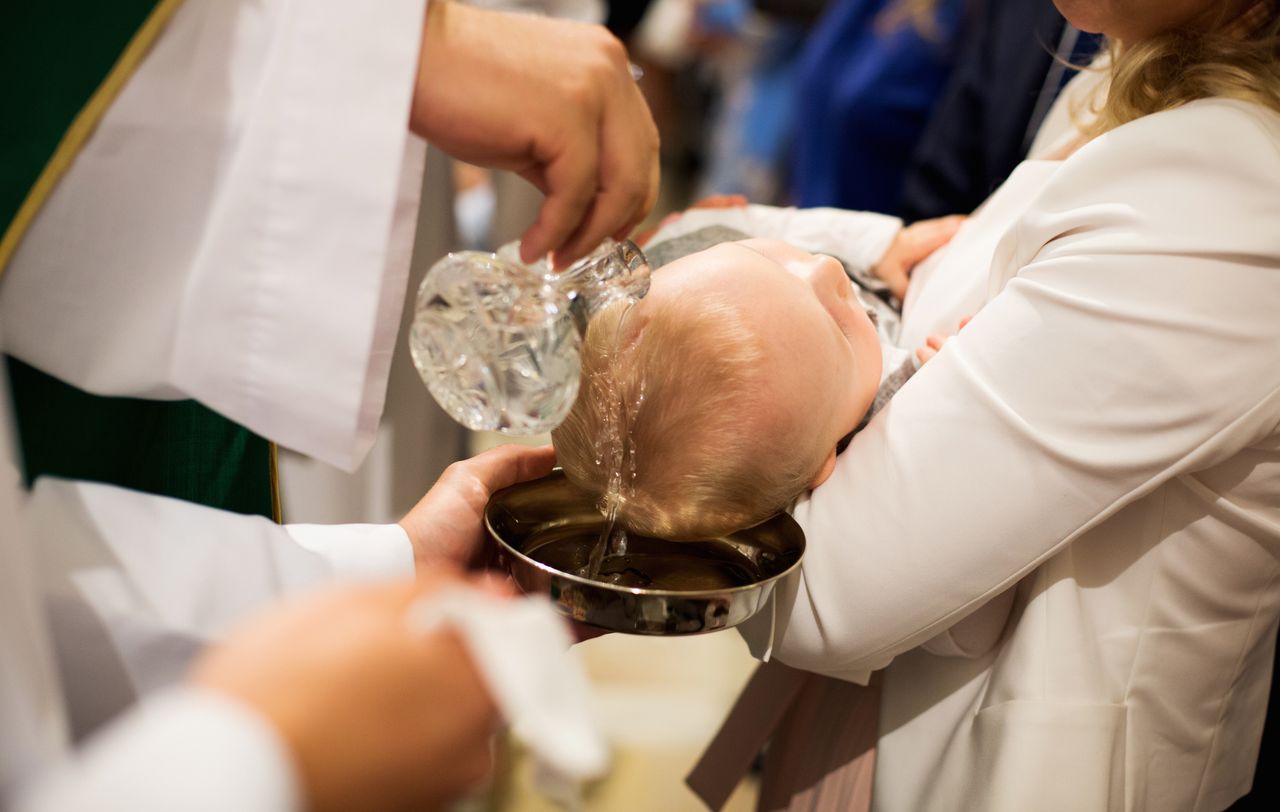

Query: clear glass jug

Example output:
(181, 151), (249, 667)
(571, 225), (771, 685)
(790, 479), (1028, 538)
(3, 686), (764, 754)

(409, 239), (651, 434)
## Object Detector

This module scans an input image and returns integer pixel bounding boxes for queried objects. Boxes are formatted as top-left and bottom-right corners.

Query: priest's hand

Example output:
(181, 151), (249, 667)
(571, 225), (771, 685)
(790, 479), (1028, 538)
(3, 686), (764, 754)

(192, 575), (499, 812)
(399, 443), (558, 572)
(410, 0), (660, 268)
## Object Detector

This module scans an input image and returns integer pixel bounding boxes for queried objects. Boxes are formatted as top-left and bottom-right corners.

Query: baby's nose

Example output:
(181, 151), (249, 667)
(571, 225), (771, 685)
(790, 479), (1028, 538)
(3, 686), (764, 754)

(809, 253), (850, 288)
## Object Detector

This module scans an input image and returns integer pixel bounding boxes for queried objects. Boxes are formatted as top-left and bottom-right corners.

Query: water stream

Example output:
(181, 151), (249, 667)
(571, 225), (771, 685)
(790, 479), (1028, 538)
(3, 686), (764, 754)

(582, 303), (643, 581)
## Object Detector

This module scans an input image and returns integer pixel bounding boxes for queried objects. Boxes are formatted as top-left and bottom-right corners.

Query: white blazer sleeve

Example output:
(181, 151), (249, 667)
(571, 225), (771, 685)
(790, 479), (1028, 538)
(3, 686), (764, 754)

(0, 0), (428, 470)
(17, 690), (300, 812)
(744, 99), (1280, 681)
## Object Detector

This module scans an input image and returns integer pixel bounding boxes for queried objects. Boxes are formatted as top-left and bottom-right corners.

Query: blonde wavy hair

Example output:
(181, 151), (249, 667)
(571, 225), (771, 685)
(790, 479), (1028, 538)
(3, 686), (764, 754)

(1088, 0), (1280, 135)
(551, 297), (828, 541)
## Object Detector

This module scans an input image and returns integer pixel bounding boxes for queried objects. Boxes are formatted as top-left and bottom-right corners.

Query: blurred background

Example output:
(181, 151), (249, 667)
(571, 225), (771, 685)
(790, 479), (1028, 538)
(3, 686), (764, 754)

(277, 0), (1095, 807)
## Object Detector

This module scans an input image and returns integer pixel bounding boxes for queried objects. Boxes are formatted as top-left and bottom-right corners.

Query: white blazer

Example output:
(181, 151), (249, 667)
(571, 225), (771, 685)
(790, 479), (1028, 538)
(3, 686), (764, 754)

(741, 95), (1280, 811)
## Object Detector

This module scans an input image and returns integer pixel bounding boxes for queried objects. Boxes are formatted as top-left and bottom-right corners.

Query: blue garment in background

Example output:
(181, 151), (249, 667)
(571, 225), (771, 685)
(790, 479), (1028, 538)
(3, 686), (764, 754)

(789, 0), (966, 215)
(899, 0), (1100, 222)
(697, 21), (808, 203)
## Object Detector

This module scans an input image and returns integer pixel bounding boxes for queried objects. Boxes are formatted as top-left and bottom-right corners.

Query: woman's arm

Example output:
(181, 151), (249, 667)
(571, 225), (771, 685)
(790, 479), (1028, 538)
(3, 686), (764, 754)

(747, 98), (1280, 680)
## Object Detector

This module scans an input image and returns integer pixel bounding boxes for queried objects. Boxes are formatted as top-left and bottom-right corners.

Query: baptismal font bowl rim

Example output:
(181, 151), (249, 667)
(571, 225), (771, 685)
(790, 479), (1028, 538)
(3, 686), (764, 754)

(485, 469), (806, 635)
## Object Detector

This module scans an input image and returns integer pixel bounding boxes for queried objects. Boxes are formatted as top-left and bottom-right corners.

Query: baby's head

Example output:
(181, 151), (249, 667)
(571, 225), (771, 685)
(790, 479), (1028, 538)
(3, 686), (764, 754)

(552, 239), (883, 540)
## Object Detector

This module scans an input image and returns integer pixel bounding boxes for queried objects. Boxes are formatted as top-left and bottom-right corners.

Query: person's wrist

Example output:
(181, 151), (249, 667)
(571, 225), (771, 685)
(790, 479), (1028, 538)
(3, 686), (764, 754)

(397, 517), (430, 570)
(397, 516), (473, 573)
(410, 0), (451, 138)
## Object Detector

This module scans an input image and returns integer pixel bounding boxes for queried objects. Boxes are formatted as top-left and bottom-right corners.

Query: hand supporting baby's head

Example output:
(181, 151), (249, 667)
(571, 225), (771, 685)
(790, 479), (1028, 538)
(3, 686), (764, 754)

(552, 295), (830, 541)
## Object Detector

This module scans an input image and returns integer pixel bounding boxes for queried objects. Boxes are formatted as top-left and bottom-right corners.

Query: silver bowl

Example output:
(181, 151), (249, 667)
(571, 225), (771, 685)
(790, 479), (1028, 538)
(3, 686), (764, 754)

(485, 471), (805, 635)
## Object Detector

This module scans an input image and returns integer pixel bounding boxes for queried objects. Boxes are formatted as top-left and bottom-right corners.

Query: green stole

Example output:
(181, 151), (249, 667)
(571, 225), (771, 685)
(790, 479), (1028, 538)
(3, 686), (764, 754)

(1, 1), (278, 519)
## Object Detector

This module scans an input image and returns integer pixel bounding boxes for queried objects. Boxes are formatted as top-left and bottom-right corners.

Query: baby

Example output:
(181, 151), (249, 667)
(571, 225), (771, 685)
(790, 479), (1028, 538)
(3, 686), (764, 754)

(552, 232), (917, 541)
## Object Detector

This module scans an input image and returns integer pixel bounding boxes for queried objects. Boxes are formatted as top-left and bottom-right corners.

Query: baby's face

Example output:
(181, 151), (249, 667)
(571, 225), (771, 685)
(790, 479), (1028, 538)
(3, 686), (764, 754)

(638, 239), (883, 484)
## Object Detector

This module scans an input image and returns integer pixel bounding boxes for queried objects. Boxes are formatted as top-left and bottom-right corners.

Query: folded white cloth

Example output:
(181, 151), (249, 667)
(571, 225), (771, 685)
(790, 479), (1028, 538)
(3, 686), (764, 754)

(406, 588), (609, 794)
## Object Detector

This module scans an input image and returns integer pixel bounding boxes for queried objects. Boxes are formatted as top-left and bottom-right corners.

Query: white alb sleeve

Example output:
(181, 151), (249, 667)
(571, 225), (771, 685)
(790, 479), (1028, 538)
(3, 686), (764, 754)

(285, 523), (415, 582)
(28, 478), (414, 735)
(17, 689), (300, 812)
(465, 0), (604, 22)
(31, 478), (414, 639)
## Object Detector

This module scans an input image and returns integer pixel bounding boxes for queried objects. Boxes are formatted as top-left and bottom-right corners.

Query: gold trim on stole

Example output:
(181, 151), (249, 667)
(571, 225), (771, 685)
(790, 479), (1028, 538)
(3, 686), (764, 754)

(269, 442), (283, 524)
(0, 0), (185, 274)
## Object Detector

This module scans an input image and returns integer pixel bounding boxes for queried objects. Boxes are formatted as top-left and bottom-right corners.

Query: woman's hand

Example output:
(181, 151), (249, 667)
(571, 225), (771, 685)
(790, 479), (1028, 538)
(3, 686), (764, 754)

(411, 1), (660, 267)
(399, 444), (557, 572)
(192, 575), (500, 812)
(872, 215), (966, 300)
(915, 334), (951, 365)
(916, 316), (972, 365)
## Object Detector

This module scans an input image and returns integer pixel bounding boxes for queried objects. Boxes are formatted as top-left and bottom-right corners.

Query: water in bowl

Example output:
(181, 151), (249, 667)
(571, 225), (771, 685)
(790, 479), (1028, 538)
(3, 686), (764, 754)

(525, 525), (762, 591)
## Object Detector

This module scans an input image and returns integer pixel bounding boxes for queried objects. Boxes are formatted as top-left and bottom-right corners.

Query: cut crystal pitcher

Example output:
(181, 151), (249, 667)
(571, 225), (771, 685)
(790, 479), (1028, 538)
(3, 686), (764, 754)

(409, 239), (650, 434)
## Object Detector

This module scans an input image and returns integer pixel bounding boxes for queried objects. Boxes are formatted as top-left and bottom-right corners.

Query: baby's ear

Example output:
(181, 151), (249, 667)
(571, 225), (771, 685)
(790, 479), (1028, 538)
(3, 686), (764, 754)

(810, 449), (838, 488)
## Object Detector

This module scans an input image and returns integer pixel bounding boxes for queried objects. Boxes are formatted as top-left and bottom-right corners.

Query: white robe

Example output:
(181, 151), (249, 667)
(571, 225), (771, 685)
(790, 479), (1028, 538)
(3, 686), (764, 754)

(0, 0), (428, 472)
(1, 0), (427, 805)
(0, 365), (418, 810)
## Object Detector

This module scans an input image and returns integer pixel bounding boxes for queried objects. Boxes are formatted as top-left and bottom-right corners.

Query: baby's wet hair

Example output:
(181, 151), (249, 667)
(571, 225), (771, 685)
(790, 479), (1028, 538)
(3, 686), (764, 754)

(553, 294), (827, 540)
